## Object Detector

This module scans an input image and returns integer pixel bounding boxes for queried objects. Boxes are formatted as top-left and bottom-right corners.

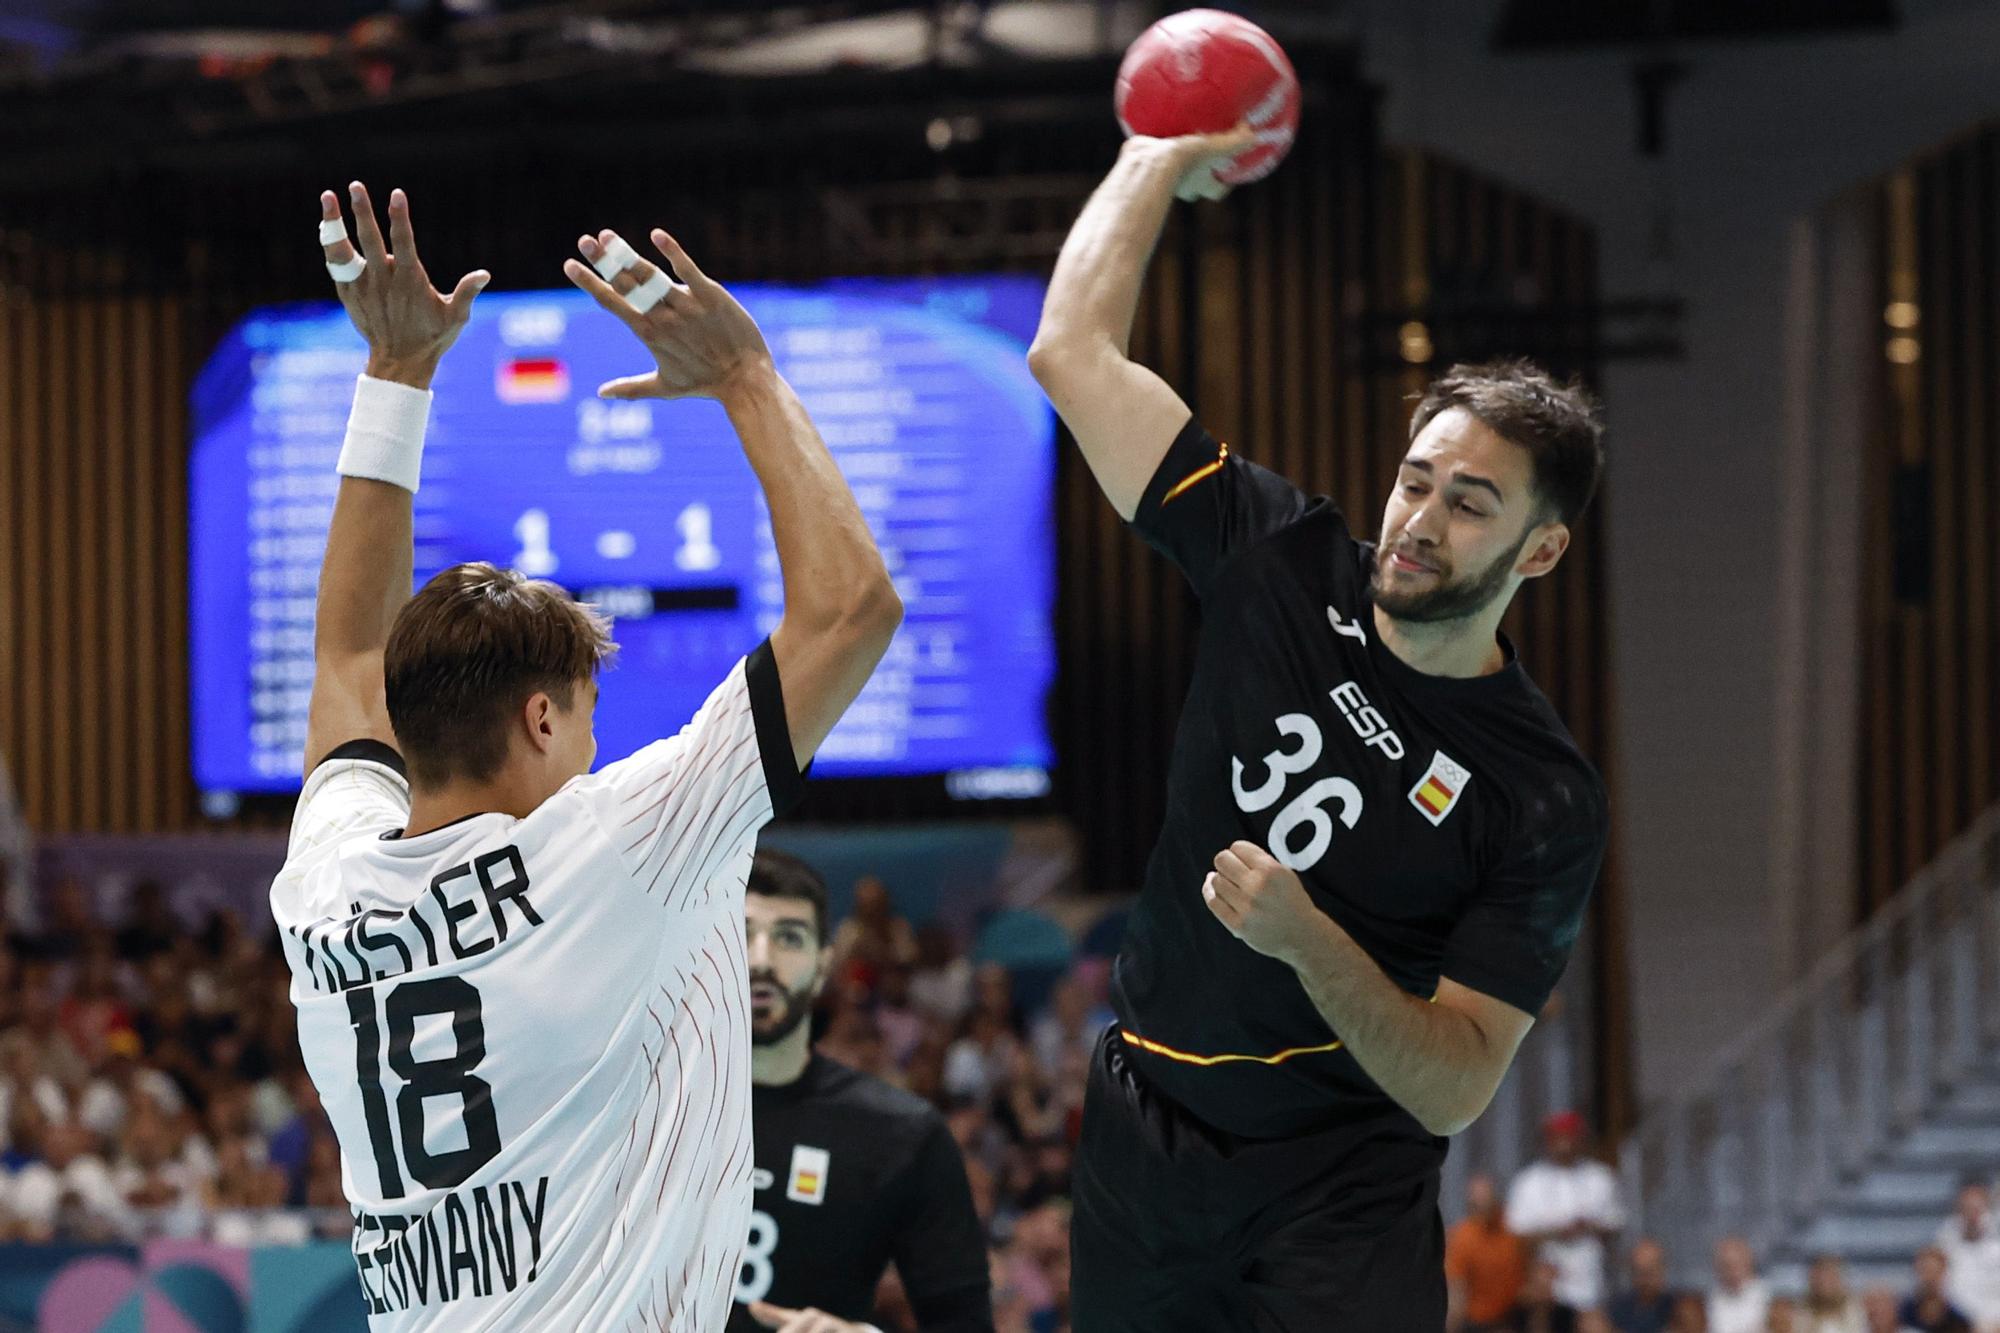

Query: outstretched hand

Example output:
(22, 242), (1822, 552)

(562, 228), (772, 402)
(319, 182), (489, 387)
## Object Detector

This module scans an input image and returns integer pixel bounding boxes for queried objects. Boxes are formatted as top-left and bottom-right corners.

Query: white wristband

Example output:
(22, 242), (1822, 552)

(336, 374), (432, 493)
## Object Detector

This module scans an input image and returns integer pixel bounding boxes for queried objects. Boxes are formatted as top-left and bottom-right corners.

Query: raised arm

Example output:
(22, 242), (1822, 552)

(304, 183), (488, 775)
(563, 229), (900, 770)
(1026, 128), (1252, 521)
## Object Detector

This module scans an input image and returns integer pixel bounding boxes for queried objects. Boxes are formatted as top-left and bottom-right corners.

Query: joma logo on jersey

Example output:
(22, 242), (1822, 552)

(1330, 681), (1404, 760)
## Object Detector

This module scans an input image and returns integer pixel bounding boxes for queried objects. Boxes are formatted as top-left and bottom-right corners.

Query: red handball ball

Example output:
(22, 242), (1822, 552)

(1114, 8), (1300, 186)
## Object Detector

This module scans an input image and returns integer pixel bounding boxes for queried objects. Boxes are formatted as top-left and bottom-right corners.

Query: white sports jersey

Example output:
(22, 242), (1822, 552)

(272, 642), (806, 1332)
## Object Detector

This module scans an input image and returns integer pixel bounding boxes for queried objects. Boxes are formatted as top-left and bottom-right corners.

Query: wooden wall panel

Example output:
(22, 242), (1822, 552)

(1859, 132), (2000, 914)
(0, 268), (192, 833)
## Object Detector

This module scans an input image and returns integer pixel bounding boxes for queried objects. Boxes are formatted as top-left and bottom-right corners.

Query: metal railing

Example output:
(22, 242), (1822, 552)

(1620, 805), (2000, 1282)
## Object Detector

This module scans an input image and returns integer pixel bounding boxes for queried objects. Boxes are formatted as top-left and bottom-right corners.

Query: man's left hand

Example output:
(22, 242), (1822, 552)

(1205, 841), (1325, 967)
(747, 1300), (876, 1333)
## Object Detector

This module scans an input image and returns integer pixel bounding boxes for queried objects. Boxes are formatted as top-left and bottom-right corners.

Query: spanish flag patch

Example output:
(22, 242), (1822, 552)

(1409, 750), (1471, 826)
(786, 1145), (830, 1205)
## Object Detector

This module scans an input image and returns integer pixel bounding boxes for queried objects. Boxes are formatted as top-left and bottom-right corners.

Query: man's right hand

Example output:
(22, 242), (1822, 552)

(1123, 126), (1260, 203)
(320, 182), (489, 389)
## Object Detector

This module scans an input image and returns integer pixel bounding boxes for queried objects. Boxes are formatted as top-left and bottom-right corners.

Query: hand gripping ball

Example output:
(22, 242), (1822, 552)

(1114, 9), (1300, 185)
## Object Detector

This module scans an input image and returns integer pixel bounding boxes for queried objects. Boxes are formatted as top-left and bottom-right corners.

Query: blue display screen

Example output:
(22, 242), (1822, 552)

(190, 276), (1056, 795)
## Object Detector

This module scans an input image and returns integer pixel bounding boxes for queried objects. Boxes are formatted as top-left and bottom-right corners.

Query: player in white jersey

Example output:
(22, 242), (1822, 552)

(271, 182), (902, 1331)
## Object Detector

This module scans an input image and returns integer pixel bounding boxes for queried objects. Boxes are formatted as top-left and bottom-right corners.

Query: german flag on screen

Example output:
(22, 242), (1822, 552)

(496, 357), (569, 404)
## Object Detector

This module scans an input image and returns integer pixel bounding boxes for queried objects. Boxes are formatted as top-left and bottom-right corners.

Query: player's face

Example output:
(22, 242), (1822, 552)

(1371, 408), (1559, 624)
(745, 893), (827, 1047)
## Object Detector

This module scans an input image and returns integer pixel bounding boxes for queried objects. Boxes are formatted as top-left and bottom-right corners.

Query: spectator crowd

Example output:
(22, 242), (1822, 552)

(1447, 1113), (2000, 1333)
(0, 870), (1097, 1331)
(8, 866), (1999, 1333)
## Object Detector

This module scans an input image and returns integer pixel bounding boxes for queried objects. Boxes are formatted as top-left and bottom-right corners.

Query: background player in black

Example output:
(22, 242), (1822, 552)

(1029, 128), (1611, 1331)
(730, 851), (993, 1333)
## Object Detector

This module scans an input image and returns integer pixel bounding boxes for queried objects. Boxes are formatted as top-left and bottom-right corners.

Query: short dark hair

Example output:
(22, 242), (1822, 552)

(747, 849), (829, 946)
(384, 562), (617, 788)
(1408, 358), (1606, 525)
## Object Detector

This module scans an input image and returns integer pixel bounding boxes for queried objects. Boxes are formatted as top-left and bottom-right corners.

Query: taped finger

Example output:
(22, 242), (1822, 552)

(592, 234), (641, 282)
(319, 213), (365, 281)
(625, 271), (674, 316)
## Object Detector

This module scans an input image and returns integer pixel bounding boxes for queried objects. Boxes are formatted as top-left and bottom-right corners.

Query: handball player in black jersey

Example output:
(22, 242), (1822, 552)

(730, 850), (993, 1333)
(1028, 130), (1611, 1331)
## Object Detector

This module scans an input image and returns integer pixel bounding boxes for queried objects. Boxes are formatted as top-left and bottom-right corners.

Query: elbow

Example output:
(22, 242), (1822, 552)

(1026, 336), (1065, 386)
(839, 573), (903, 651)
(856, 575), (904, 638)
(1420, 1087), (1501, 1139)
(1027, 332), (1103, 395)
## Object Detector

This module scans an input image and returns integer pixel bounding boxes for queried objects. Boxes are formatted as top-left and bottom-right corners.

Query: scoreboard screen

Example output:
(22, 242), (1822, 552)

(190, 275), (1056, 797)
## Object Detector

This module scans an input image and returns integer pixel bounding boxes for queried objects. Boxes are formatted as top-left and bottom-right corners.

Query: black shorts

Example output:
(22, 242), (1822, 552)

(1069, 1024), (1446, 1333)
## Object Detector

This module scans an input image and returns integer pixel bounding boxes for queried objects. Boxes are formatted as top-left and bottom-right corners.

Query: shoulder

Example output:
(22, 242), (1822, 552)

(1474, 685), (1608, 847)
(1206, 496), (1356, 592)
(813, 1057), (948, 1132)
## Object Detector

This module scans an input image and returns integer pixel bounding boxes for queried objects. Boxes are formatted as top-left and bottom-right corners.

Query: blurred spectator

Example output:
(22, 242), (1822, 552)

(1671, 1293), (1711, 1333)
(1936, 1178), (2000, 1331)
(1710, 1237), (1773, 1333)
(875, 963), (926, 1068)
(59, 940), (132, 1067)
(1001, 1199), (1070, 1330)
(1607, 1237), (1681, 1333)
(77, 1026), (183, 1141)
(1029, 974), (1107, 1084)
(33, 877), (97, 963)
(1769, 1297), (1801, 1333)
(0, 972), (89, 1088)
(944, 969), (1025, 1105)
(1507, 1110), (1625, 1310)
(830, 876), (917, 987)
(1803, 1254), (1865, 1333)
(814, 985), (890, 1081)
(0, 1033), (69, 1145)
(1447, 1172), (1528, 1333)
(264, 1065), (326, 1202)
(9, 1120), (127, 1241)
(114, 881), (176, 963)
(971, 961), (1025, 1035)
(1502, 1258), (1580, 1333)
(1860, 1285), (1916, 1333)
(1898, 1246), (1973, 1333)
(909, 923), (974, 1026)
(111, 1097), (207, 1234)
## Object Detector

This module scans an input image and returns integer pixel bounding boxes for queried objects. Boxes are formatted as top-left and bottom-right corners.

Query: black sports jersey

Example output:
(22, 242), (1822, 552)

(1112, 417), (1609, 1147)
(726, 1055), (992, 1333)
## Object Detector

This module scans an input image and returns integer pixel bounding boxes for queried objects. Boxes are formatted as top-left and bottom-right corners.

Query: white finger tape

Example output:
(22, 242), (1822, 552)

(625, 271), (673, 316)
(326, 255), (367, 284)
(591, 236), (640, 281)
(317, 217), (351, 246)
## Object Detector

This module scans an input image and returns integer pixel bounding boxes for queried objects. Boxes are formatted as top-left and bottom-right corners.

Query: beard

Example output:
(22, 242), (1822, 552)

(1368, 529), (1526, 624)
(749, 970), (818, 1048)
